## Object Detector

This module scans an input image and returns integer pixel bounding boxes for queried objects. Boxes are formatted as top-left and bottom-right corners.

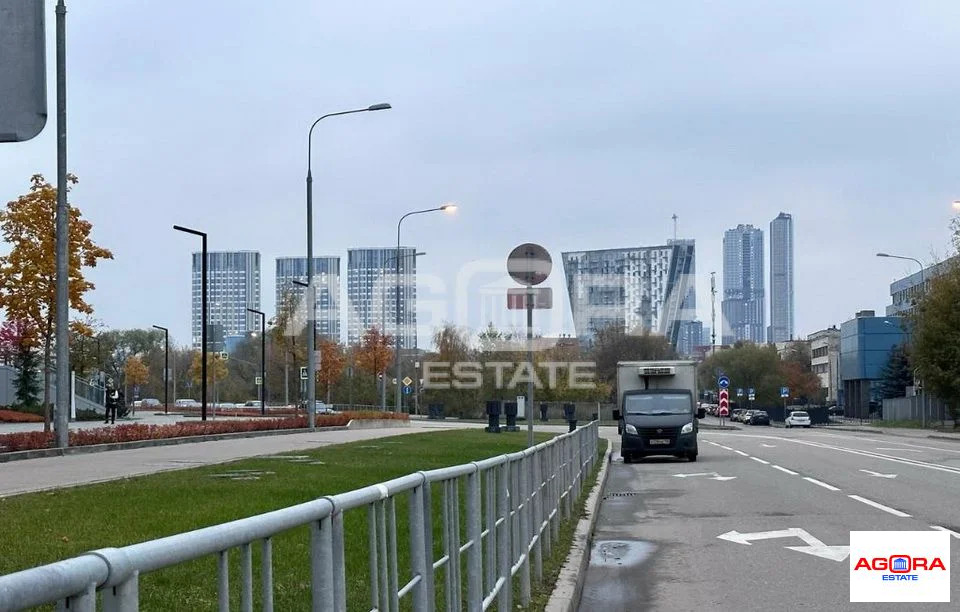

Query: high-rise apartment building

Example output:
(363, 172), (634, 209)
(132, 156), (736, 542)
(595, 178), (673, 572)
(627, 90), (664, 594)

(191, 251), (260, 349)
(721, 225), (765, 344)
(346, 247), (417, 350)
(769, 212), (794, 342)
(676, 320), (704, 357)
(562, 240), (696, 348)
(275, 256), (341, 341)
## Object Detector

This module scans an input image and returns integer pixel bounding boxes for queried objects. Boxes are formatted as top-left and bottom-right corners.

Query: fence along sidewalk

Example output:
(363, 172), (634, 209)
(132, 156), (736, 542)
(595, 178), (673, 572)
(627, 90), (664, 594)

(0, 421), (599, 611)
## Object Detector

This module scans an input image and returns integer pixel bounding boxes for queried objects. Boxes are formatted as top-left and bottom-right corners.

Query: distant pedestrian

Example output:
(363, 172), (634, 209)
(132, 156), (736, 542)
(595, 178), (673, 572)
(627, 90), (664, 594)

(104, 378), (118, 424)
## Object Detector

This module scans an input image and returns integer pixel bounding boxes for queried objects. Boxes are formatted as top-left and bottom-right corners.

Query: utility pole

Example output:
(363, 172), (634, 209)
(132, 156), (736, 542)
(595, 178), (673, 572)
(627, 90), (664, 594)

(53, 0), (70, 448)
(710, 272), (717, 357)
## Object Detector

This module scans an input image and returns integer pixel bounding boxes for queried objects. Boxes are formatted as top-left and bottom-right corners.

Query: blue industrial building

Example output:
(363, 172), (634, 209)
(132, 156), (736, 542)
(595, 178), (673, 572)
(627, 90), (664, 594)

(840, 310), (906, 418)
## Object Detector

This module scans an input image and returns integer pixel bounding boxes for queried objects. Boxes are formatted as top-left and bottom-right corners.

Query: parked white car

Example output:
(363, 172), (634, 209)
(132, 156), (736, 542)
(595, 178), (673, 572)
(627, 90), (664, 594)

(785, 410), (812, 428)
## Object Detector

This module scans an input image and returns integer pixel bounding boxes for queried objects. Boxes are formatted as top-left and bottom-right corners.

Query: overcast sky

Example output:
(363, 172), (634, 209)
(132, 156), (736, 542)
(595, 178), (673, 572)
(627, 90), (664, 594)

(2, 0), (958, 347)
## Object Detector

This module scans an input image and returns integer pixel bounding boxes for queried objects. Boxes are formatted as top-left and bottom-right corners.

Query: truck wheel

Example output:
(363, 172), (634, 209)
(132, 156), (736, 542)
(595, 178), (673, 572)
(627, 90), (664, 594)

(688, 453), (698, 462)
(622, 452), (632, 464)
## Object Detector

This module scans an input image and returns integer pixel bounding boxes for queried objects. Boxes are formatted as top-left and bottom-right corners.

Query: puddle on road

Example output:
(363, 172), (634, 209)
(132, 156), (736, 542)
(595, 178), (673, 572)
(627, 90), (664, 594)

(590, 539), (656, 568)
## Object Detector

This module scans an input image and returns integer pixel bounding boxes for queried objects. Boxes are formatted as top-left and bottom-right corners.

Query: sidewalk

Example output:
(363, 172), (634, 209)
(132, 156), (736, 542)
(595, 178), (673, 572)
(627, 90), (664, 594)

(0, 412), (279, 435)
(0, 421), (493, 498)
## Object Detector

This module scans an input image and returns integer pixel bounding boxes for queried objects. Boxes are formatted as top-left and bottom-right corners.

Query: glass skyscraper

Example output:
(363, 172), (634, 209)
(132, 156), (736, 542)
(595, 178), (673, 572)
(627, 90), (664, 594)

(562, 240), (696, 348)
(346, 247), (417, 350)
(191, 251), (260, 349)
(275, 256), (341, 341)
(769, 212), (794, 342)
(722, 225), (765, 344)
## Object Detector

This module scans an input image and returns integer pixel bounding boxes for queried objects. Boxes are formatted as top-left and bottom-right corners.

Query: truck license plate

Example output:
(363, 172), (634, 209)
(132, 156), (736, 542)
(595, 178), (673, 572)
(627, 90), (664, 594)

(649, 438), (670, 445)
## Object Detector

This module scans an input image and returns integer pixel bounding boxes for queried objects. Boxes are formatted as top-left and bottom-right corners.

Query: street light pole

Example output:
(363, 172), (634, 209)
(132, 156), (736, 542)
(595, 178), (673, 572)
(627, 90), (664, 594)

(247, 308), (266, 415)
(53, 0), (69, 448)
(382, 251), (425, 411)
(876, 252), (925, 293)
(174, 225), (208, 420)
(306, 103), (390, 428)
(394, 205), (456, 412)
(152, 325), (169, 414)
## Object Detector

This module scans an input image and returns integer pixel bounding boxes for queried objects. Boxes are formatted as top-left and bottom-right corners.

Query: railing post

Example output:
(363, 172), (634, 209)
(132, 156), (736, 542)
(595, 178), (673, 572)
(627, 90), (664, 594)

(409, 479), (430, 612)
(310, 515), (334, 611)
(261, 538), (274, 612)
(420, 477), (436, 609)
(532, 448), (544, 582)
(387, 497), (399, 612)
(484, 467), (496, 598)
(497, 461), (512, 611)
(367, 505), (380, 612)
(218, 549), (230, 612)
(451, 477), (463, 609)
(57, 582), (96, 612)
(518, 454), (531, 607)
(102, 571), (139, 612)
(331, 508), (346, 612)
(240, 543), (253, 612)
(442, 479), (454, 611)
(466, 467), (482, 612)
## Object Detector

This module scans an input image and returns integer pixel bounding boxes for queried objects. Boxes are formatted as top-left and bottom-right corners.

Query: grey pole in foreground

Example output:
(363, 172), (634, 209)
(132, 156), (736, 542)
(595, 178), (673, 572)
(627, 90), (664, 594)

(173, 225), (208, 420)
(394, 205), (455, 412)
(152, 325), (169, 414)
(247, 308), (266, 415)
(526, 284), (534, 447)
(53, 0), (69, 447)
(306, 103), (390, 428)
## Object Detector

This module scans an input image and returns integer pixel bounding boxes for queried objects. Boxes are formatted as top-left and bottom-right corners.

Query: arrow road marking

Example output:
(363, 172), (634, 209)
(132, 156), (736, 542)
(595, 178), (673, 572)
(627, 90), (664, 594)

(673, 472), (737, 481)
(717, 528), (849, 562)
(859, 469), (897, 479)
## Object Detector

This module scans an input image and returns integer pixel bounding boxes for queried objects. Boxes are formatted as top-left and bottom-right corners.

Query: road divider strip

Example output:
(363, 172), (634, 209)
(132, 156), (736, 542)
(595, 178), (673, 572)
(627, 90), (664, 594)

(848, 495), (911, 518)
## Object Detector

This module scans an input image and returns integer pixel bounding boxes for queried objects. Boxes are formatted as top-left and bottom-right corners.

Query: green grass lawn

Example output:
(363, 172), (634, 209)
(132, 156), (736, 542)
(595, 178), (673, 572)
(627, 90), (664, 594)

(0, 429), (604, 610)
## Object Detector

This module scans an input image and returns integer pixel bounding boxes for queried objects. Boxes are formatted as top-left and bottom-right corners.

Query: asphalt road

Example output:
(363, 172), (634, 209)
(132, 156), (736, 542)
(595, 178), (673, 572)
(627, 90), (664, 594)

(580, 426), (960, 611)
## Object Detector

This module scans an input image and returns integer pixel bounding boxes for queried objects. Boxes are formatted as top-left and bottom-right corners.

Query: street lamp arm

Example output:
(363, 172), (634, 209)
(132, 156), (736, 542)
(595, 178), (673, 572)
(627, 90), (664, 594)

(307, 103), (391, 174)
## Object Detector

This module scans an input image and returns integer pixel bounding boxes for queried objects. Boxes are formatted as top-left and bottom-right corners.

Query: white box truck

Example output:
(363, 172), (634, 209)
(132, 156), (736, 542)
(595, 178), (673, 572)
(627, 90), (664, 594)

(612, 360), (705, 463)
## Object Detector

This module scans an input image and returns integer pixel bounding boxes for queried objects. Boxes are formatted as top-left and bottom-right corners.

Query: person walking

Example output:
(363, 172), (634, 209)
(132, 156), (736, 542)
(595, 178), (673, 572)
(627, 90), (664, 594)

(104, 378), (118, 425)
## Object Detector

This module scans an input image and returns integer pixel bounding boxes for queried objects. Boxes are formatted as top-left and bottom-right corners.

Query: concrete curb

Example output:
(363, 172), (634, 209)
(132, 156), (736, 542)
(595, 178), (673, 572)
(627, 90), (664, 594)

(0, 419), (411, 463)
(545, 439), (612, 612)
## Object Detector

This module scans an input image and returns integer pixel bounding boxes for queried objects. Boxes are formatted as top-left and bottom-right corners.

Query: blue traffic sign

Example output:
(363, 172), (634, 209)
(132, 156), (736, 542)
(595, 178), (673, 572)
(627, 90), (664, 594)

(403, 385), (413, 395)
(718, 375), (730, 389)
(748, 387), (755, 395)
(780, 387), (790, 398)
(736, 388), (744, 397)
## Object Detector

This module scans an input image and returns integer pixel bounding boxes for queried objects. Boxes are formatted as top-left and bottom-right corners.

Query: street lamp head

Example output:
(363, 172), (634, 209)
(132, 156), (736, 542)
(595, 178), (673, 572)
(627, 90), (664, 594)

(876, 252), (890, 258)
(367, 103), (392, 112)
(952, 200), (960, 212)
(441, 203), (457, 214)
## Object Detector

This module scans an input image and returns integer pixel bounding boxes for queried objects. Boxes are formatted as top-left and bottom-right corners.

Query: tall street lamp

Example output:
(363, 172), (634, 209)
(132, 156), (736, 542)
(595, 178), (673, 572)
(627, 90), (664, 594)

(247, 308), (266, 415)
(173, 224), (208, 420)
(306, 102), (391, 429)
(152, 325), (169, 414)
(876, 252), (925, 292)
(394, 204), (457, 412)
(382, 251), (425, 410)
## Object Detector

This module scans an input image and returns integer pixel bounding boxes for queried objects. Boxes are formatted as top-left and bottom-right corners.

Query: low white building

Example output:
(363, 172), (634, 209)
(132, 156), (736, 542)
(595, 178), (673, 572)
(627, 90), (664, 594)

(808, 327), (840, 404)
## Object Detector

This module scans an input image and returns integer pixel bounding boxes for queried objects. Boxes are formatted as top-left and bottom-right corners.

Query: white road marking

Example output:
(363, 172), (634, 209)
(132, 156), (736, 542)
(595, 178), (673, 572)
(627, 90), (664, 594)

(859, 469), (897, 479)
(735, 450), (749, 457)
(772, 465), (798, 475)
(788, 439), (960, 476)
(750, 457), (770, 465)
(673, 472), (737, 481)
(761, 443), (776, 448)
(875, 447), (922, 452)
(848, 495), (911, 517)
(719, 445), (733, 450)
(929, 525), (960, 539)
(717, 528), (849, 562)
(803, 477), (840, 492)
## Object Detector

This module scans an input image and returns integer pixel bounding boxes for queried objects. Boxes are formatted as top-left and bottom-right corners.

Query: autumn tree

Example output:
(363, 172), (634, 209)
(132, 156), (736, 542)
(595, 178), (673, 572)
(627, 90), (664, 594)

(317, 339), (346, 403)
(188, 352), (229, 393)
(125, 355), (150, 397)
(911, 257), (960, 425)
(0, 174), (113, 430)
(698, 342), (783, 406)
(592, 325), (677, 400)
(354, 327), (394, 376)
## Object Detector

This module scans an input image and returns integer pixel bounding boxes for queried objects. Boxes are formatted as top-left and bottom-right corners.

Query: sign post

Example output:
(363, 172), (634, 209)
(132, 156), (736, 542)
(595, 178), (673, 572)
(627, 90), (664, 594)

(781, 386), (790, 418)
(717, 374), (730, 424)
(507, 243), (552, 448)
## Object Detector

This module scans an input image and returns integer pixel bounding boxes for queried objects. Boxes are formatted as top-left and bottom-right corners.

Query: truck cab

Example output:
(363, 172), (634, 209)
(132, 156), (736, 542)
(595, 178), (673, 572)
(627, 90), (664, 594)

(613, 361), (706, 463)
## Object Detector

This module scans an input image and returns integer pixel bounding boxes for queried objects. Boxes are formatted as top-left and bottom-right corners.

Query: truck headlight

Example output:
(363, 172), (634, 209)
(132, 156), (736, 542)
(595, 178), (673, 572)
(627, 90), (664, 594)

(625, 424), (638, 435)
(680, 422), (694, 434)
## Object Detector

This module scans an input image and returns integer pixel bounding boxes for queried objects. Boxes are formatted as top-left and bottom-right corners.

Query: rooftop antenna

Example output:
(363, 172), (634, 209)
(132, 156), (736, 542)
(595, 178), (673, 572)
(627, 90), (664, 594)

(672, 213), (679, 241)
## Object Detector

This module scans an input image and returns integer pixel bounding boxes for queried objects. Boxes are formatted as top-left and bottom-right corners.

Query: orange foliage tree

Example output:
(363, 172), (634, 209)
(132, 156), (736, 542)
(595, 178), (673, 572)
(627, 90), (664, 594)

(317, 339), (346, 403)
(354, 327), (394, 380)
(0, 175), (113, 430)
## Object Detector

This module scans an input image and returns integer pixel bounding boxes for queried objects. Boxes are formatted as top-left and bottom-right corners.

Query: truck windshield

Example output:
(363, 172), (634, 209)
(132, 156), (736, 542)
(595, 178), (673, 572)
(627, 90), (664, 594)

(624, 393), (692, 415)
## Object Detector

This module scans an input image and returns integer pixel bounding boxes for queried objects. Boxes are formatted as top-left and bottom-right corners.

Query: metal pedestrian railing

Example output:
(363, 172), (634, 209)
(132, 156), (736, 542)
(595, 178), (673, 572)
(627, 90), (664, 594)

(0, 421), (599, 611)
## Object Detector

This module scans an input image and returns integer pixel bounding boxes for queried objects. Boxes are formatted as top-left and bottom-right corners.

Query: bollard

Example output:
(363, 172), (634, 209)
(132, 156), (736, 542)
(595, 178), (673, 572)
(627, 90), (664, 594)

(485, 400), (502, 433)
(504, 402), (519, 432)
(539, 403), (548, 422)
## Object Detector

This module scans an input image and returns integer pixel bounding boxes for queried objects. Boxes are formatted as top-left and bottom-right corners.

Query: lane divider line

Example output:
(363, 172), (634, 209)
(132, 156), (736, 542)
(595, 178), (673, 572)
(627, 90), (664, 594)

(750, 457), (770, 465)
(719, 445), (733, 451)
(803, 477), (841, 492)
(848, 495), (911, 518)
(772, 465), (798, 475)
(734, 450), (749, 457)
(930, 525), (960, 539)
